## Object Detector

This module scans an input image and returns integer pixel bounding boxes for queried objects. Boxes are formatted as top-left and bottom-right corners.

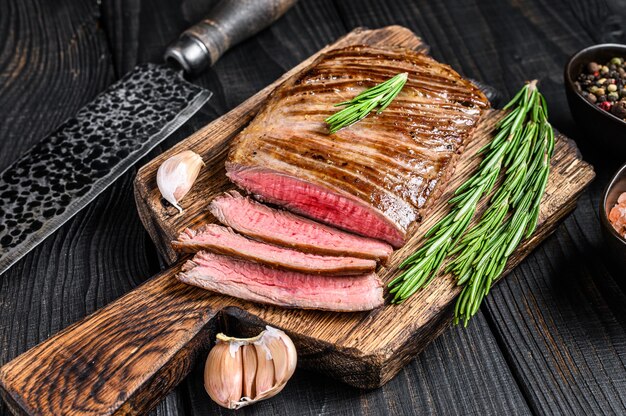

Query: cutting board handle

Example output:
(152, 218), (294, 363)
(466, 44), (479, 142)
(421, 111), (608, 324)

(0, 267), (224, 415)
(165, 0), (298, 74)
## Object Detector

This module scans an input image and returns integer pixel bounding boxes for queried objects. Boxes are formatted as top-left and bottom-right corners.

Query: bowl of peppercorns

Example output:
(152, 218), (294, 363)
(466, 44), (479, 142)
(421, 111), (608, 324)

(565, 44), (626, 154)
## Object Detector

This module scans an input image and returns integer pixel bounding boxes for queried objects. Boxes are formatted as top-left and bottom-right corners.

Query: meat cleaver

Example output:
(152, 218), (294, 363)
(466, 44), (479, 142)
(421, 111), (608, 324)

(0, 0), (297, 276)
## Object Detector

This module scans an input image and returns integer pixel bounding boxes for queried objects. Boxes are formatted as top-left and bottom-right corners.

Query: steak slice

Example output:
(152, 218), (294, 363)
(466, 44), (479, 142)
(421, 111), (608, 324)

(209, 191), (393, 262)
(227, 45), (489, 247)
(172, 224), (376, 275)
(178, 252), (384, 312)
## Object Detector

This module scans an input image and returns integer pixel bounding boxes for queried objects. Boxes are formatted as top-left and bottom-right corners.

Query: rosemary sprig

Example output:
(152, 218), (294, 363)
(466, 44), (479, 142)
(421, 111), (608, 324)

(388, 81), (554, 325)
(449, 90), (553, 325)
(325, 72), (408, 133)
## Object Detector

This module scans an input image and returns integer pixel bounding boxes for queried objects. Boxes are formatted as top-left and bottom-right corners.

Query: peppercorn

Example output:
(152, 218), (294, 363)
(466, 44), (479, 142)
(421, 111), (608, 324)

(611, 100), (626, 118)
(587, 62), (600, 72)
(578, 56), (626, 116)
(600, 101), (613, 111)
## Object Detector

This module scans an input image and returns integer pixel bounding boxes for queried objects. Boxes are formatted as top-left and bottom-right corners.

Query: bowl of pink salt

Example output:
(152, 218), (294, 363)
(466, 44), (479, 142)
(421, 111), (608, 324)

(601, 162), (626, 270)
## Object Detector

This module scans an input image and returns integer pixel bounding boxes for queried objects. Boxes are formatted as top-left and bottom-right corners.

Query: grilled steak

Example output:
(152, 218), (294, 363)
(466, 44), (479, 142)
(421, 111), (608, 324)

(227, 45), (489, 247)
(178, 252), (384, 312)
(172, 224), (376, 275)
(209, 191), (393, 262)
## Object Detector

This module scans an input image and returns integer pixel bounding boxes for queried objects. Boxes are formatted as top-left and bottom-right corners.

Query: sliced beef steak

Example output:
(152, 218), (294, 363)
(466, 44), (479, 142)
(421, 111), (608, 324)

(172, 224), (376, 275)
(209, 191), (393, 262)
(178, 252), (384, 312)
(227, 45), (489, 247)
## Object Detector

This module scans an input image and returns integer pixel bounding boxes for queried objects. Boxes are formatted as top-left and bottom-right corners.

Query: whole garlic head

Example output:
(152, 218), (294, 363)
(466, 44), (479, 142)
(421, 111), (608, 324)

(156, 150), (203, 213)
(205, 326), (297, 409)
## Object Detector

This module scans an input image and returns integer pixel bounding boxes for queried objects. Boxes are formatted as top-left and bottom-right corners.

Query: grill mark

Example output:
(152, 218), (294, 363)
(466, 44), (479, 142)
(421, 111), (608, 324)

(260, 133), (441, 182)
(312, 63), (471, 91)
(252, 137), (438, 210)
(248, 124), (454, 171)
(294, 67), (483, 96)
(283, 104), (480, 132)
(288, 76), (486, 109)
(275, 108), (478, 145)
(310, 51), (486, 96)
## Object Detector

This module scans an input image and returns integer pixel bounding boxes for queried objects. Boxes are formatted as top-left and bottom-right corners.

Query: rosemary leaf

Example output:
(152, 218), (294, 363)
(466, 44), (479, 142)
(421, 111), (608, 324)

(325, 72), (408, 133)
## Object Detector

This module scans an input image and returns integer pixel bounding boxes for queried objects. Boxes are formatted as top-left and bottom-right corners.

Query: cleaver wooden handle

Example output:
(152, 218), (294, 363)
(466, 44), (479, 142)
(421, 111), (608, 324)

(0, 266), (226, 415)
(165, 0), (298, 74)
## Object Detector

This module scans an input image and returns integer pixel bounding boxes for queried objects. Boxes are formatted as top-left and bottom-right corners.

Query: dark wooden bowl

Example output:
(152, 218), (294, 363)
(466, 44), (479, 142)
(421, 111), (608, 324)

(600, 162), (626, 270)
(564, 44), (626, 155)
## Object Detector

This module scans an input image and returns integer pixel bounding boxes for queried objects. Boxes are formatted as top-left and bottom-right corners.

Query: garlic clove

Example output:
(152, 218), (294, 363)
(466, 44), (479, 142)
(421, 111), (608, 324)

(241, 344), (257, 399)
(253, 328), (297, 401)
(156, 150), (203, 213)
(204, 326), (297, 409)
(254, 340), (275, 396)
(276, 330), (297, 384)
(262, 334), (289, 385)
(204, 340), (243, 409)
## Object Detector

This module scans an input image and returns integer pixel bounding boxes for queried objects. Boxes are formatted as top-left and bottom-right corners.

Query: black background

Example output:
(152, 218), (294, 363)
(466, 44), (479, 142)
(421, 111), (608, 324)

(0, 0), (625, 414)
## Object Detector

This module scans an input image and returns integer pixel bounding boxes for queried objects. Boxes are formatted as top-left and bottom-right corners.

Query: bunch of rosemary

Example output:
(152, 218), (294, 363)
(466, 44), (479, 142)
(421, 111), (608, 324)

(388, 80), (554, 325)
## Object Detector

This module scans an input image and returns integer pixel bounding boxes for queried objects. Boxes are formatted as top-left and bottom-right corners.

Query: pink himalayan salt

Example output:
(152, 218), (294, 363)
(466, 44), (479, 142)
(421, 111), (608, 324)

(608, 192), (626, 239)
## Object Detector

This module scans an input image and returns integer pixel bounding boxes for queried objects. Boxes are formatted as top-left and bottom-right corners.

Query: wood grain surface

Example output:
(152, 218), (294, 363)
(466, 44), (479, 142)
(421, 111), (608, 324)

(0, 26), (595, 415)
(0, 0), (624, 415)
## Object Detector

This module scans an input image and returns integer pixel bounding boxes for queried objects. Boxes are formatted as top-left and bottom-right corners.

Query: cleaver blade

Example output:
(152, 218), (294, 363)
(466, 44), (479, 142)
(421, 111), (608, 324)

(0, 63), (211, 276)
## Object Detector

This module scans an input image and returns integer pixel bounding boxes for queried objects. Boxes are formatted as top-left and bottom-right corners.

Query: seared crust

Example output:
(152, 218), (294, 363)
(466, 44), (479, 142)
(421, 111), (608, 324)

(228, 44), (489, 239)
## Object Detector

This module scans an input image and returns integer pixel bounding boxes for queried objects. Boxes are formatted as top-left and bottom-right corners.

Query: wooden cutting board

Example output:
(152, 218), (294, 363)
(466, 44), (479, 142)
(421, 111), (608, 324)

(0, 26), (594, 416)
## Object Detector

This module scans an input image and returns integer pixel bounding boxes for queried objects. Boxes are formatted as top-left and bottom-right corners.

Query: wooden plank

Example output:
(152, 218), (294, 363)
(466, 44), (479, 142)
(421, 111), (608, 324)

(0, 25), (593, 415)
(0, 1), (129, 416)
(340, 0), (626, 414)
(0, 0), (113, 172)
(485, 178), (626, 415)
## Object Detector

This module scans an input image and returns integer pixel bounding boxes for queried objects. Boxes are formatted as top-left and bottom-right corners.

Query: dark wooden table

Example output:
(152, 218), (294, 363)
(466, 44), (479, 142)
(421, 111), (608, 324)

(1, 0), (625, 414)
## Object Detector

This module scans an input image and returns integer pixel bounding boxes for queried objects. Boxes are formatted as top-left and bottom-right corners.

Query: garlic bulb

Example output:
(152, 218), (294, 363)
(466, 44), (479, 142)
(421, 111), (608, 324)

(204, 326), (297, 409)
(156, 150), (204, 213)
